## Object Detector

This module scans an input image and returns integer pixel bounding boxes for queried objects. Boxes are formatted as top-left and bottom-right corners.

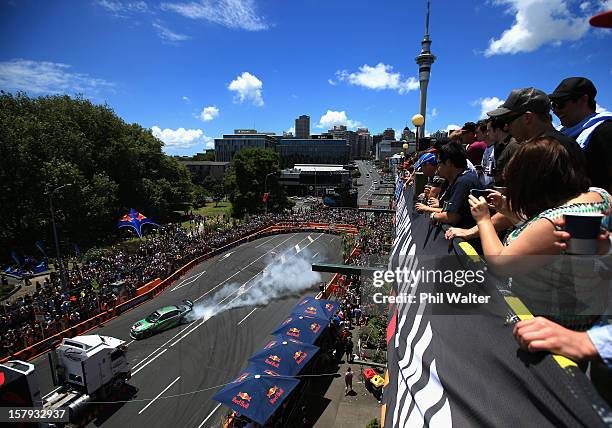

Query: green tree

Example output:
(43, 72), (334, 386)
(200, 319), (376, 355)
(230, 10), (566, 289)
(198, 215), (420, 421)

(225, 148), (291, 218)
(0, 92), (193, 255)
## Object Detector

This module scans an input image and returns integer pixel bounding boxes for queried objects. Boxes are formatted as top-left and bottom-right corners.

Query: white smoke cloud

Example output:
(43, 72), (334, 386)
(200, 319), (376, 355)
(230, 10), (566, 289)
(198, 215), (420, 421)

(187, 249), (321, 322)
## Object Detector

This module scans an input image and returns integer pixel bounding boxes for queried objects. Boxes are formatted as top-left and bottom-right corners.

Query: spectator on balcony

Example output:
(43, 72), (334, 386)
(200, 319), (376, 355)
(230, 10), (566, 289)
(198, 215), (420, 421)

(469, 136), (610, 328)
(549, 77), (612, 192)
(430, 142), (483, 228)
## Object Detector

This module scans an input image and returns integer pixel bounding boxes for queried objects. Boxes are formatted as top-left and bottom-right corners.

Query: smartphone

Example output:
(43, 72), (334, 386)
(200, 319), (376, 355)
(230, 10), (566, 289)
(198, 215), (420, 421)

(492, 186), (507, 195)
(470, 189), (493, 198)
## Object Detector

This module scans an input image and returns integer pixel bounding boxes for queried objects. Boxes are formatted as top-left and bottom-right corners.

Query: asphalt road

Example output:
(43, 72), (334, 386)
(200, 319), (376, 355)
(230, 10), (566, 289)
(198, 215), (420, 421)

(355, 160), (390, 207)
(31, 232), (343, 428)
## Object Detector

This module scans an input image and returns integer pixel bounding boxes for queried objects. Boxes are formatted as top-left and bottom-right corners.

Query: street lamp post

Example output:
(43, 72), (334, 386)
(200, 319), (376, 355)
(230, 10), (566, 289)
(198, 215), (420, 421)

(412, 114), (425, 151)
(49, 183), (73, 290)
(264, 172), (275, 215)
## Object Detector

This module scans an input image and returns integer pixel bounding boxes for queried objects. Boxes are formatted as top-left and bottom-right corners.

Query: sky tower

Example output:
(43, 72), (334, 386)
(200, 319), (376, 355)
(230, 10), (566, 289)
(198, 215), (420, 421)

(415, 0), (436, 137)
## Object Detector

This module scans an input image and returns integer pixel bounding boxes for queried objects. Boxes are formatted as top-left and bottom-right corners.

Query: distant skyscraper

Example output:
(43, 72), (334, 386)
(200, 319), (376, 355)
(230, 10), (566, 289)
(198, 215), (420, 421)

(415, 0), (436, 138)
(295, 115), (310, 139)
(431, 130), (448, 140)
(401, 126), (416, 142)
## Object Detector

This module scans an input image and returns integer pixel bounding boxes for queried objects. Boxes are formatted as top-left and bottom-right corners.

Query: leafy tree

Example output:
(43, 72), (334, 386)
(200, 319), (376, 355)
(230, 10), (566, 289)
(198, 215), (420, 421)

(225, 148), (291, 218)
(0, 92), (193, 256)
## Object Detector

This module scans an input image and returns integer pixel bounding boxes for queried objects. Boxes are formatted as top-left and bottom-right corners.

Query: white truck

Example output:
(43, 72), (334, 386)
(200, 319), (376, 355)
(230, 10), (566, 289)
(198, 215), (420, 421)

(0, 334), (131, 427)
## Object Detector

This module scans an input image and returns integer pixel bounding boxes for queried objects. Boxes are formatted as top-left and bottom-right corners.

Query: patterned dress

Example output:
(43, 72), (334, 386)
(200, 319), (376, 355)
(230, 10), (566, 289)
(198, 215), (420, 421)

(504, 187), (612, 330)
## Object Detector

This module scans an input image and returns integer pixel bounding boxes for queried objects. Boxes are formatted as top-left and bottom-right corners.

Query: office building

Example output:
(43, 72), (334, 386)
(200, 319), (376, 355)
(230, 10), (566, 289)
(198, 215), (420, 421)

(295, 115), (310, 139)
(214, 130), (278, 162)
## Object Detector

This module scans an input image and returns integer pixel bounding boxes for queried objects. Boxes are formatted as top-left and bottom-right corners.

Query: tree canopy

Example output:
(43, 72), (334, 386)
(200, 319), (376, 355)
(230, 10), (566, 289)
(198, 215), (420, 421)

(225, 147), (291, 218)
(0, 92), (193, 255)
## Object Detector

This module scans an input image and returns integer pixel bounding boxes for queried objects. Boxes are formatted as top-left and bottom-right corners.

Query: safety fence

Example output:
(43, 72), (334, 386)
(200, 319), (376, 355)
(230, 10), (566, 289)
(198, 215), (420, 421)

(1, 222), (358, 363)
(382, 183), (611, 427)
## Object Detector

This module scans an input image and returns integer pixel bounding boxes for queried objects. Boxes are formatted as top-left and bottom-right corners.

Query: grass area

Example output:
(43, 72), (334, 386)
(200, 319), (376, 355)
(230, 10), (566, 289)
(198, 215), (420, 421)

(180, 201), (233, 228)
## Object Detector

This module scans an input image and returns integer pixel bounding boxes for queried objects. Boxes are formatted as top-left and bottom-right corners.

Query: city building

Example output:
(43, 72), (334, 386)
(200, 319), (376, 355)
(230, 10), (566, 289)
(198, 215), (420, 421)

(214, 130), (278, 162)
(376, 140), (405, 161)
(382, 128), (396, 141)
(276, 138), (350, 167)
(278, 164), (351, 196)
(430, 130), (448, 140)
(356, 128), (373, 159)
(401, 126), (416, 142)
(295, 115), (310, 139)
(179, 161), (230, 183)
(328, 125), (358, 160)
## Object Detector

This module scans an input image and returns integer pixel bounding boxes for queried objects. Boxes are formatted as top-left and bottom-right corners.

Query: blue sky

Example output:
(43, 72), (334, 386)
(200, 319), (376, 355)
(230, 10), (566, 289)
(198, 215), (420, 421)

(1, 0), (611, 155)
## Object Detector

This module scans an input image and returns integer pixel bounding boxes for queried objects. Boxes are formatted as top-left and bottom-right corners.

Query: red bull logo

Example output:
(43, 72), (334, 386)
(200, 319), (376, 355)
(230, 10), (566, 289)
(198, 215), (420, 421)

(265, 355), (281, 368)
(299, 298), (309, 306)
(264, 369), (280, 376)
(287, 327), (301, 338)
(305, 306), (318, 315)
(281, 317), (293, 326)
(309, 323), (321, 333)
(267, 386), (284, 404)
(294, 350), (307, 364)
(232, 392), (252, 409)
(264, 340), (277, 349)
(234, 372), (250, 383)
(325, 303), (334, 312)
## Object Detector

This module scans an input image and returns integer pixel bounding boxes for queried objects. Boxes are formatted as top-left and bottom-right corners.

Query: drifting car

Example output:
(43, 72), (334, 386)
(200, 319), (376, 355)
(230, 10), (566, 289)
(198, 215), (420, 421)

(130, 300), (194, 339)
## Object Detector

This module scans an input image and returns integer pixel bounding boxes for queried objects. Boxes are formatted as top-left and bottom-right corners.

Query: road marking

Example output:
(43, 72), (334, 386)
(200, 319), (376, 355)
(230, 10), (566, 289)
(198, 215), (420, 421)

(175, 233), (324, 344)
(294, 243), (300, 252)
(237, 308), (258, 325)
(219, 251), (234, 261)
(308, 235), (314, 243)
(312, 252), (319, 259)
(171, 270), (206, 292)
(255, 236), (276, 248)
(126, 339), (135, 347)
(138, 376), (180, 415)
(132, 348), (168, 375)
(198, 403), (222, 428)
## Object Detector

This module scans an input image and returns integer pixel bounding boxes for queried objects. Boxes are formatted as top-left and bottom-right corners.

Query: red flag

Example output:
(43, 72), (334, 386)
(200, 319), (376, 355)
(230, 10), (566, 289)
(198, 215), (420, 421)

(262, 192), (270, 203)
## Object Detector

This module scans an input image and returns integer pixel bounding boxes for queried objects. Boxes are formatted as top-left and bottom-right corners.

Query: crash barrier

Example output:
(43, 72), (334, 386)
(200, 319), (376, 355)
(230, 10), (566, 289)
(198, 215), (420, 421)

(383, 183), (612, 427)
(318, 245), (362, 300)
(2, 222), (356, 363)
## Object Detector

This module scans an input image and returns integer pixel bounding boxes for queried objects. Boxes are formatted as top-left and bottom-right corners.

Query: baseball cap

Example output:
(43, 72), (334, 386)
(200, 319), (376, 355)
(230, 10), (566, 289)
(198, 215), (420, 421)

(487, 88), (550, 118)
(414, 153), (437, 170)
(590, 10), (612, 28)
(548, 77), (597, 100)
(461, 122), (476, 133)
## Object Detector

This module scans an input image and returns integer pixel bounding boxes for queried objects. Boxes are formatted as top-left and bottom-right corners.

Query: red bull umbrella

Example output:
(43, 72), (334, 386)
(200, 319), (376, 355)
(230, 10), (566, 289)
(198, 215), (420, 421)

(292, 296), (339, 320)
(248, 335), (319, 376)
(271, 315), (327, 344)
(212, 364), (300, 426)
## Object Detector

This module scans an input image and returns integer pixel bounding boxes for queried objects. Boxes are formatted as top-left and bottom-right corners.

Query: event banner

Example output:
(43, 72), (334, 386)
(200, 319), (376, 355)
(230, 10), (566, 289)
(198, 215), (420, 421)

(383, 183), (611, 427)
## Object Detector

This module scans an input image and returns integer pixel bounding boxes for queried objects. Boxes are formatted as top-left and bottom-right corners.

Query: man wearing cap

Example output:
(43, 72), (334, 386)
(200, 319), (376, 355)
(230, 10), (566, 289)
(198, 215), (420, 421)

(549, 77), (612, 191)
(412, 152), (446, 214)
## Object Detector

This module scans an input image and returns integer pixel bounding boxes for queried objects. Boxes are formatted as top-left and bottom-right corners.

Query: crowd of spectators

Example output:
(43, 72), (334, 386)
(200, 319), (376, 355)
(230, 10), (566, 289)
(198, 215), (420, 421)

(399, 76), (611, 401)
(1, 201), (393, 358)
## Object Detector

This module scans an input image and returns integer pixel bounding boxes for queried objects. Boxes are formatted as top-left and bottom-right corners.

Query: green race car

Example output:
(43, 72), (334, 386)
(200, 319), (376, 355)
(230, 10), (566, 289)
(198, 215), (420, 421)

(130, 300), (193, 339)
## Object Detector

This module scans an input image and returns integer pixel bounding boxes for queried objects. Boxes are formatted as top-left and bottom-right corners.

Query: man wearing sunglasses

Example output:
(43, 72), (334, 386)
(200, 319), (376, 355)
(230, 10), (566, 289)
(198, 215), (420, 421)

(549, 77), (612, 191)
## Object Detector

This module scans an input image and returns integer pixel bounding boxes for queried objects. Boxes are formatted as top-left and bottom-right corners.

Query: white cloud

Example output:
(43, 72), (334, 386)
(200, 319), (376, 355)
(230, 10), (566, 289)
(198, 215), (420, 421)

(334, 63), (419, 94)
(477, 96), (504, 118)
(445, 124), (461, 132)
(328, 79), (336, 86)
(162, 0), (268, 31)
(596, 103), (610, 113)
(96, 0), (149, 15)
(199, 105), (219, 121)
(0, 59), (114, 95)
(580, 1), (591, 11)
(286, 126), (295, 134)
(485, 0), (590, 56)
(228, 72), (264, 106)
(182, 95), (190, 102)
(151, 126), (214, 150)
(152, 22), (191, 41)
(316, 110), (362, 129)
(431, 108), (438, 118)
